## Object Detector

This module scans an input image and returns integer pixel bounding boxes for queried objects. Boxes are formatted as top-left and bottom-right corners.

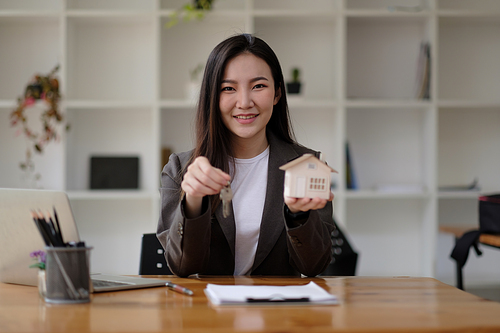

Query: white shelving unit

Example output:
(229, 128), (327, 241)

(1, 0), (499, 284)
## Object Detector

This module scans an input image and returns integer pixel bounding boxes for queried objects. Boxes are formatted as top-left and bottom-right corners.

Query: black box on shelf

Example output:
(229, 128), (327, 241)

(90, 156), (139, 190)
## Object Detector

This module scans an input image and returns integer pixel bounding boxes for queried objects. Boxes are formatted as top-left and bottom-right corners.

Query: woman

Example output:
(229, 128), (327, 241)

(157, 34), (334, 277)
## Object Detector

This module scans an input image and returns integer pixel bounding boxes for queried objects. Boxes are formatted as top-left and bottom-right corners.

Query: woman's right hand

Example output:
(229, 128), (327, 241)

(181, 156), (231, 218)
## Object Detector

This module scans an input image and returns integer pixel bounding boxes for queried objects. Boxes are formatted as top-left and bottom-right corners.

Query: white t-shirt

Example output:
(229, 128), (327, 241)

(229, 147), (269, 275)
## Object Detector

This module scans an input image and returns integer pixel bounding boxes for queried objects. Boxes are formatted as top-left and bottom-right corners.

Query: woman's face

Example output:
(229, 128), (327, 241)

(219, 53), (280, 148)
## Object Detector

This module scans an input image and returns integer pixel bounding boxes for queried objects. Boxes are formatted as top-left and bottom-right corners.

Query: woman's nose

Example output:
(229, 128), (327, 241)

(236, 90), (254, 109)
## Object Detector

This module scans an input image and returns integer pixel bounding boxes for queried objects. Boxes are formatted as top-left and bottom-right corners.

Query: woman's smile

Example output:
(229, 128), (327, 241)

(234, 113), (259, 123)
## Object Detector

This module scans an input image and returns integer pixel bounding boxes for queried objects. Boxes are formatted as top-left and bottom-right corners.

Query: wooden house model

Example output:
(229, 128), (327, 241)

(279, 154), (337, 200)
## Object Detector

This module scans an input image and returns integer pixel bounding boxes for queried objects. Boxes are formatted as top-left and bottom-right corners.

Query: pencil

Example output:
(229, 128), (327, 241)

(53, 206), (64, 245)
(31, 211), (50, 246)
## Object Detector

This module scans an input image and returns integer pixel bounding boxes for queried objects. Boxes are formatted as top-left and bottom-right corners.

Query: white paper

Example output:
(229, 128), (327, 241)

(204, 281), (338, 306)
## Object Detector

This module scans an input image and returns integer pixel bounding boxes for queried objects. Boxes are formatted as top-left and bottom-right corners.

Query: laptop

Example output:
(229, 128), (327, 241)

(0, 188), (166, 292)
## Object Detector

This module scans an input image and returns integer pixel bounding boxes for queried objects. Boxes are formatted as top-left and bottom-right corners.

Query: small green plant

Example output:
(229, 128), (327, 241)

(286, 67), (302, 94)
(291, 67), (300, 83)
(29, 250), (46, 270)
(166, 0), (215, 28)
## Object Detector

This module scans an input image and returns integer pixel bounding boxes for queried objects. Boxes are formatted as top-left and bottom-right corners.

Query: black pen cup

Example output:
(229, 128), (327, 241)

(44, 246), (93, 304)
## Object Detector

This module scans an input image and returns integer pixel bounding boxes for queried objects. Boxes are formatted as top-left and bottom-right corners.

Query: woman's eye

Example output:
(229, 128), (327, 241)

(221, 86), (234, 92)
(254, 84), (266, 89)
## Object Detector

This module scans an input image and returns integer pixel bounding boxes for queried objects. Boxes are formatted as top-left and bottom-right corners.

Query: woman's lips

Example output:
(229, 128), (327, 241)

(234, 114), (258, 124)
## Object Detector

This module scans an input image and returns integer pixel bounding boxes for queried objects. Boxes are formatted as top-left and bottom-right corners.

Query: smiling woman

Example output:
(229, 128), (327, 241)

(157, 34), (336, 278)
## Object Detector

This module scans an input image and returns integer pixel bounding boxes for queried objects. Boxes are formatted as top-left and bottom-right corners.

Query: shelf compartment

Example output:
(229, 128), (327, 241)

(65, 107), (156, 192)
(346, 198), (425, 276)
(438, 17), (500, 102)
(160, 107), (197, 156)
(66, 0), (156, 11)
(0, 0), (61, 11)
(346, 16), (431, 100)
(289, 106), (339, 172)
(160, 15), (247, 100)
(66, 16), (155, 102)
(346, 107), (432, 192)
(0, 16), (60, 100)
(438, 107), (500, 193)
(254, 15), (337, 101)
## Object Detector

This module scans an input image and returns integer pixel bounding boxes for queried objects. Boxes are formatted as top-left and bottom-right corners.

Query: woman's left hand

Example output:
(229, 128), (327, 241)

(284, 192), (334, 214)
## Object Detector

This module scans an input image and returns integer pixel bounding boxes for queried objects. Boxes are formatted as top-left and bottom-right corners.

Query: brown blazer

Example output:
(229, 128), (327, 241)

(157, 132), (334, 277)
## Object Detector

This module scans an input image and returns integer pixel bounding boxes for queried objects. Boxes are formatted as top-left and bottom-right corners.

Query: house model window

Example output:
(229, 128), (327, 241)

(279, 154), (337, 200)
(309, 177), (327, 191)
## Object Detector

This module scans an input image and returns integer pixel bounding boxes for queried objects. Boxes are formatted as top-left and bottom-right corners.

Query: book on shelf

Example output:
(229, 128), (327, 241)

(415, 41), (431, 100)
(345, 142), (358, 190)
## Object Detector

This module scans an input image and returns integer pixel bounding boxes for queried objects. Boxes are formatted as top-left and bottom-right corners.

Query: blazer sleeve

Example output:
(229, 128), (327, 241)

(284, 201), (334, 277)
(156, 153), (212, 277)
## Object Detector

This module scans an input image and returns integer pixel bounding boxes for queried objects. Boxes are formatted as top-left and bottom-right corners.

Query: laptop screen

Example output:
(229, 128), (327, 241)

(0, 188), (80, 286)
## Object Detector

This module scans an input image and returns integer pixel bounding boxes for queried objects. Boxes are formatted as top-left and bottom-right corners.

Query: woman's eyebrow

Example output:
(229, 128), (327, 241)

(221, 76), (269, 84)
(250, 76), (269, 82)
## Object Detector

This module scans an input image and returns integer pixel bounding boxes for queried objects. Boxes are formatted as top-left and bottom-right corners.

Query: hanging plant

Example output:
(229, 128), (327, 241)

(166, 0), (216, 28)
(10, 65), (68, 186)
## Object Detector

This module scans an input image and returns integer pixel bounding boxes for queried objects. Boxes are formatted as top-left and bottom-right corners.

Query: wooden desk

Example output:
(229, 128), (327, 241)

(1, 276), (500, 332)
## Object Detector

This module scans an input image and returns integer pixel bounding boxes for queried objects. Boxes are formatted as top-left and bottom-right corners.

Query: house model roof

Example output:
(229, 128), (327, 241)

(279, 154), (338, 173)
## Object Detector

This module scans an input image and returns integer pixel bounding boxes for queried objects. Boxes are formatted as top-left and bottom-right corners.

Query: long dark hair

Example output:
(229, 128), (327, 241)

(187, 33), (296, 210)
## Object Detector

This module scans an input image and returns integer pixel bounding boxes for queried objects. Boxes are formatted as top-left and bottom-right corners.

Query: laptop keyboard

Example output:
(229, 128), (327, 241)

(92, 279), (132, 288)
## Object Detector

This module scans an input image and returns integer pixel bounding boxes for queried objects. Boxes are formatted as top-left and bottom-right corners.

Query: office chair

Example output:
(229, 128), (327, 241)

(139, 233), (173, 275)
(320, 218), (358, 276)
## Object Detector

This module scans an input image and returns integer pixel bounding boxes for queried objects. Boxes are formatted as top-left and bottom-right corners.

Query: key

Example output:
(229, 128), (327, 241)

(220, 182), (233, 218)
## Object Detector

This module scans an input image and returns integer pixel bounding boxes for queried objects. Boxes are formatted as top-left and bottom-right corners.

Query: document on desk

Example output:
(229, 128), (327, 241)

(204, 281), (338, 306)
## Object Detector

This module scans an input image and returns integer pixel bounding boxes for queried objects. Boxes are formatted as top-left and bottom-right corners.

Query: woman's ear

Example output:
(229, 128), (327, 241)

(273, 87), (282, 105)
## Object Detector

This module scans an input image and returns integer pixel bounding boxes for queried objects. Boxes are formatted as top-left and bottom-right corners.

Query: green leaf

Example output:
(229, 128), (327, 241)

(29, 263), (45, 270)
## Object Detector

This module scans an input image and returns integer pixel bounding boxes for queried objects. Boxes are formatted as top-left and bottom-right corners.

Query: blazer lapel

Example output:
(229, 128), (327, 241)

(251, 132), (300, 272)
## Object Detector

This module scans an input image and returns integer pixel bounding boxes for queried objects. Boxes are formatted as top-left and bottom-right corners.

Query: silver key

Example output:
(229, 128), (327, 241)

(220, 182), (233, 218)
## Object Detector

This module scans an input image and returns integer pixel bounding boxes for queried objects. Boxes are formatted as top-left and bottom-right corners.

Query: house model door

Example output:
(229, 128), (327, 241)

(296, 177), (306, 197)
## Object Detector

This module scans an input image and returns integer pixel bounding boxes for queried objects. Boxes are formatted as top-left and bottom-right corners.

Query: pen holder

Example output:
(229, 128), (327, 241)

(44, 246), (93, 304)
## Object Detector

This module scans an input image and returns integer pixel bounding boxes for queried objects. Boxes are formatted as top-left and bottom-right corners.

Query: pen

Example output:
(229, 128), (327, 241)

(165, 282), (193, 296)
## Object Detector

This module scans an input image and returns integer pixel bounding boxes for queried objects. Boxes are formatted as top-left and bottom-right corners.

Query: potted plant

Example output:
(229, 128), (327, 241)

(29, 250), (46, 298)
(286, 67), (302, 95)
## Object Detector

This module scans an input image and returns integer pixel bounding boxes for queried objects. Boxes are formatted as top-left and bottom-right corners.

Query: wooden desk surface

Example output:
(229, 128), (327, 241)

(439, 225), (500, 248)
(2, 276), (500, 333)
